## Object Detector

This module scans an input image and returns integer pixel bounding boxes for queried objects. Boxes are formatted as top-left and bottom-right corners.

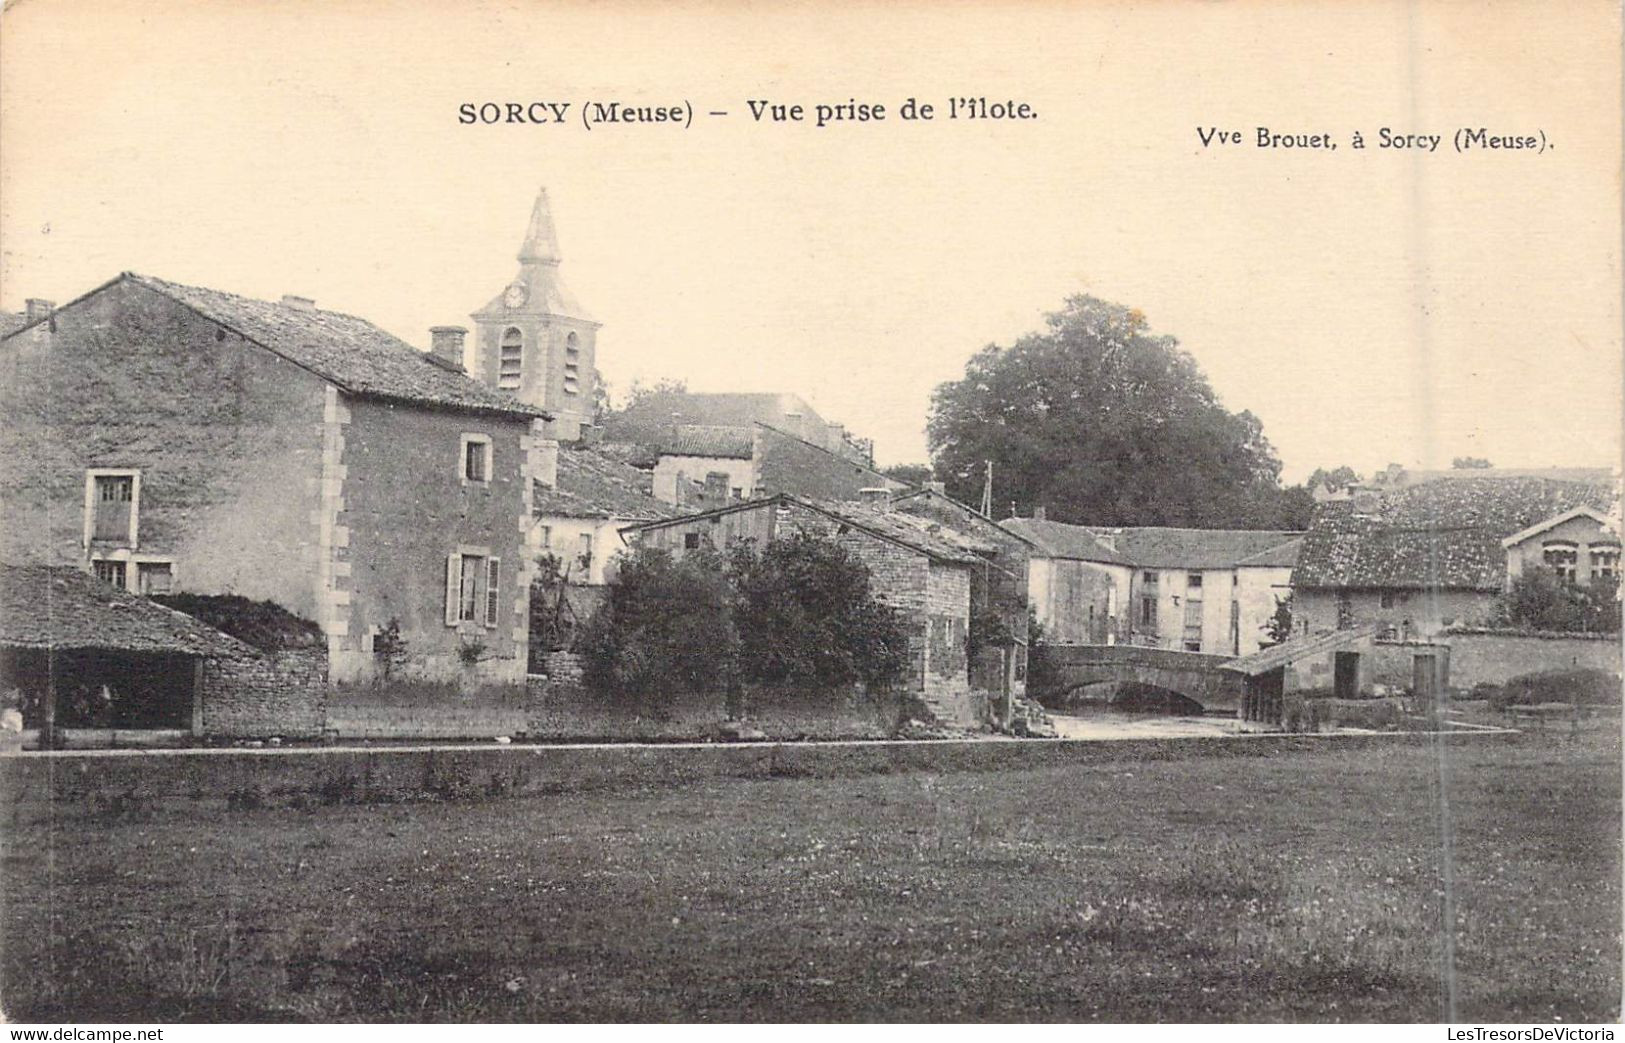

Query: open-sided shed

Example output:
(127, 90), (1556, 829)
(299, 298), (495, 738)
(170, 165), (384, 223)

(0, 563), (254, 744)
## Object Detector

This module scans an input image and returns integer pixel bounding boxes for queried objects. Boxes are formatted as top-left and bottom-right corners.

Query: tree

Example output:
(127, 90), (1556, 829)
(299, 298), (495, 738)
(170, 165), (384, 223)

(927, 295), (1293, 527)
(618, 376), (688, 412)
(1452, 456), (1493, 469)
(1262, 594), (1293, 646)
(576, 545), (737, 699)
(881, 463), (934, 487)
(727, 534), (911, 690)
(1305, 465), (1362, 493)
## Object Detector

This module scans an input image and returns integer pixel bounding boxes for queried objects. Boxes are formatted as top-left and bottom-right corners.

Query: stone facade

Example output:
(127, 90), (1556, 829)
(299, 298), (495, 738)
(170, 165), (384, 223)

(0, 276), (538, 697)
(1442, 629), (1623, 690)
(1293, 588), (1496, 641)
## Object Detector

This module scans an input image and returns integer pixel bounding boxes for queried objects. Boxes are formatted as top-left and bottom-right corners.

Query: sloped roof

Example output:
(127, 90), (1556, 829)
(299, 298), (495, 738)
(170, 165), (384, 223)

(893, 487), (1041, 550)
(0, 312), (26, 338)
(123, 273), (546, 418)
(1294, 476), (1618, 591)
(1500, 506), (1616, 548)
(1221, 624), (1380, 676)
(534, 445), (683, 521)
(660, 424), (755, 460)
(1091, 527), (1304, 569)
(999, 518), (1130, 564)
(0, 564), (257, 657)
(623, 495), (980, 565)
(809, 499), (993, 562)
(1235, 537), (1303, 568)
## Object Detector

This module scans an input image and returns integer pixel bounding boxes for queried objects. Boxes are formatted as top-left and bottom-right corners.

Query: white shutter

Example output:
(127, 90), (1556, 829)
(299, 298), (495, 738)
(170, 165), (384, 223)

(444, 552), (461, 626)
(485, 557), (501, 628)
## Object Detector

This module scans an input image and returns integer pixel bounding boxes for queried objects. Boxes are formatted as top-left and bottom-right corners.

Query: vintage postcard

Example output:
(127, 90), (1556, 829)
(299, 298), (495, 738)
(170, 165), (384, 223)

(0, 0), (1620, 1029)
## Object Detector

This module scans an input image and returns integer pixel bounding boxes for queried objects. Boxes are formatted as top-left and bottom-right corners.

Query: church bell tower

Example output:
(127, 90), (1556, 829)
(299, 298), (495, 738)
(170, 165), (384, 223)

(471, 187), (600, 441)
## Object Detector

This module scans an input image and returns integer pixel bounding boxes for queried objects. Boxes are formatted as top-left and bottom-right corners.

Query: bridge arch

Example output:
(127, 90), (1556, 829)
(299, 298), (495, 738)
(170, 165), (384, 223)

(1031, 644), (1243, 715)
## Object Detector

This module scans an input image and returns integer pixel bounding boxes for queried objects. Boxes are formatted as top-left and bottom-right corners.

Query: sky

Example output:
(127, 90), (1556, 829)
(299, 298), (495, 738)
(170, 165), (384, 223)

(2, 0), (1620, 482)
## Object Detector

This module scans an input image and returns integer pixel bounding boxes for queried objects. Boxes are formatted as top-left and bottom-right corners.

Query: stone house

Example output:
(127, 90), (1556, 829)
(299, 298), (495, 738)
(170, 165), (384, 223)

(1002, 515), (1300, 656)
(0, 272), (548, 687)
(1293, 473), (1618, 639)
(892, 484), (1035, 704)
(646, 421), (909, 507)
(621, 493), (988, 726)
(533, 442), (683, 587)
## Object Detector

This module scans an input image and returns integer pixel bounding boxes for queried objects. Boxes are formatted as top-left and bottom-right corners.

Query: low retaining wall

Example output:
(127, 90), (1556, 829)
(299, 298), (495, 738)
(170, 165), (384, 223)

(0, 729), (1516, 824)
(1444, 629), (1622, 690)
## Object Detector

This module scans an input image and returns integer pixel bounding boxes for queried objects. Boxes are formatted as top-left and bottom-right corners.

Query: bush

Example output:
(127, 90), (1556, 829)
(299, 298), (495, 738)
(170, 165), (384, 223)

(727, 533), (911, 691)
(1488, 668), (1622, 711)
(576, 546), (737, 700)
(1493, 568), (1621, 633)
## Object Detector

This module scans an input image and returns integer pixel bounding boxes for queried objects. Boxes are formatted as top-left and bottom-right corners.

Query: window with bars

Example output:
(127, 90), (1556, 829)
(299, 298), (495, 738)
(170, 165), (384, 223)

(498, 328), (523, 389)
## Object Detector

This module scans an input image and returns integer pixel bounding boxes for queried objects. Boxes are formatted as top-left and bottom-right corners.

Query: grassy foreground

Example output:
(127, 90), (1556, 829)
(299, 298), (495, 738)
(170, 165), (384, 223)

(2, 731), (1618, 1022)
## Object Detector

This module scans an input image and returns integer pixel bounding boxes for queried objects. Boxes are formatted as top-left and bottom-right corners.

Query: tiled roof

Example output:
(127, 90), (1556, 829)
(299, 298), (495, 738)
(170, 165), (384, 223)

(1235, 537), (1303, 568)
(0, 312), (26, 338)
(1000, 518), (1130, 564)
(126, 273), (546, 418)
(150, 594), (323, 652)
(0, 564), (256, 656)
(1091, 527), (1304, 570)
(1220, 624), (1380, 676)
(660, 424), (755, 459)
(1294, 476), (1618, 591)
(809, 500), (991, 563)
(534, 445), (683, 521)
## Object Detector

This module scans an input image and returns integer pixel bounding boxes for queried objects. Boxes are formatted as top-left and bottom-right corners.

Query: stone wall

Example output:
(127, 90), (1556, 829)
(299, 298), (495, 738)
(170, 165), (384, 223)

(1443, 629), (1623, 690)
(0, 278), (329, 618)
(202, 648), (328, 738)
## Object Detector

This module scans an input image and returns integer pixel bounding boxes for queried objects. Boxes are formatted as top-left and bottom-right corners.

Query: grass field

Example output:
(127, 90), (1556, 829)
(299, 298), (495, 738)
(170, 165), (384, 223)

(2, 730), (1618, 1023)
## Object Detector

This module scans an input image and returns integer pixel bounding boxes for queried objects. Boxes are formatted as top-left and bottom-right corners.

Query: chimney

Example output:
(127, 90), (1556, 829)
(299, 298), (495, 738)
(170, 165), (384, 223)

(535, 437), (559, 489)
(281, 294), (315, 311)
(925, 480), (946, 496)
(24, 298), (54, 324)
(1033, 505), (1047, 521)
(858, 487), (891, 510)
(429, 326), (467, 370)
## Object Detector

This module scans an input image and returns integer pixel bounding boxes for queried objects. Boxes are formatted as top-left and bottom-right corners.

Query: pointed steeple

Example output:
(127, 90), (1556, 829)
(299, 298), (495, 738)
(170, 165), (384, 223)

(518, 187), (562, 265)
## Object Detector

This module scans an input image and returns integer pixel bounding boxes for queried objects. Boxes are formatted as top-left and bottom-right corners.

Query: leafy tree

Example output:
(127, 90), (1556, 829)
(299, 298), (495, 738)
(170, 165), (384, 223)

(727, 534), (910, 690)
(1452, 456), (1493, 469)
(618, 376), (688, 411)
(1262, 594), (1293, 646)
(881, 463), (934, 487)
(1305, 466), (1362, 493)
(576, 545), (736, 699)
(927, 295), (1294, 527)
(1493, 567), (1620, 633)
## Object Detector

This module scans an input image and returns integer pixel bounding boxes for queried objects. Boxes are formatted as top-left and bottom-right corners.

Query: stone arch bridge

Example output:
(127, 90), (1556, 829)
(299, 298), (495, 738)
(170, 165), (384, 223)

(1031, 644), (1243, 714)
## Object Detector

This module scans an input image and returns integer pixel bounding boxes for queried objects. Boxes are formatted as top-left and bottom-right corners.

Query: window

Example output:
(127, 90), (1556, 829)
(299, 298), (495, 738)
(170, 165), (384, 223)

(684, 532), (702, 550)
(499, 328), (523, 389)
(91, 560), (126, 589)
(1379, 592), (1396, 609)
(1139, 595), (1158, 629)
(460, 434), (492, 484)
(731, 487), (743, 500)
(1590, 544), (1621, 583)
(1187, 573), (1202, 588)
(1183, 640), (1202, 652)
(136, 561), (173, 595)
(445, 551), (500, 628)
(86, 470), (140, 547)
(538, 525), (551, 549)
(1543, 541), (1579, 583)
(577, 532), (593, 570)
(563, 331), (581, 396)
(1142, 570), (1158, 585)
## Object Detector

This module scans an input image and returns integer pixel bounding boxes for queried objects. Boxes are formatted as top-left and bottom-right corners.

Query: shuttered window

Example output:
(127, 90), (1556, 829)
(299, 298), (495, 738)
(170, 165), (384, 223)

(485, 557), (501, 627)
(446, 551), (501, 628)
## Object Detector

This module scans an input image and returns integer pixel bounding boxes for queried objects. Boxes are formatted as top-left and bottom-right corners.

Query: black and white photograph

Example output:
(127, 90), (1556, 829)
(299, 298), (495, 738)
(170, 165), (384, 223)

(0, 0), (1620, 1027)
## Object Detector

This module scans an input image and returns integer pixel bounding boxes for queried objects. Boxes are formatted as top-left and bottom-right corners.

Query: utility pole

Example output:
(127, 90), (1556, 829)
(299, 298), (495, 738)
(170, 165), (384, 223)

(980, 460), (993, 517)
